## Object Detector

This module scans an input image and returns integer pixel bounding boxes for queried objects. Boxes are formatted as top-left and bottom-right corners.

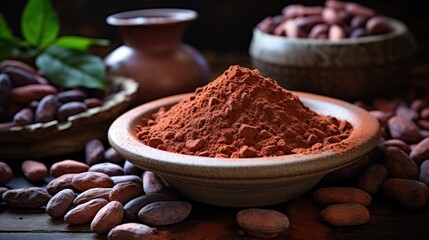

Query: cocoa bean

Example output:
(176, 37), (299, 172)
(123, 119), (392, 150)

(89, 162), (124, 176)
(383, 178), (429, 208)
(308, 24), (329, 39)
(10, 84), (57, 104)
(111, 175), (142, 186)
(411, 99), (429, 113)
(71, 172), (114, 191)
(50, 159), (89, 177)
(388, 116), (421, 143)
(124, 160), (143, 176)
(104, 147), (124, 164)
(143, 171), (164, 194)
(236, 208), (289, 238)
(35, 94), (58, 123)
(46, 189), (76, 218)
(358, 164), (388, 194)
(396, 104), (419, 121)
(0, 60), (37, 75)
(385, 146), (419, 179)
(0, 73), (12, 104)
(85, 139), (105, 166)
(2, 66), (39, 87)
(0, 161), (13, 185)
(57, 89), (88, 103)
(313, 187), (372, 206)
(321, 203), (370, 226)
(21, 160), (48, 182)
(124, 193), (172, 220)
(350, 15), (368, 29)
(381, 139), (411, 154)
(410, 137), (429, 165)
(13, 108), (33, 126)
(329, 24), (346, 40)
(420, 160), (429, 185)
(73, 187), (112, 205)
(57, 101), (87, 122)
(64, 198), (108, 225)
(47, 173), (77, 195)
(91, 201), (124, 234)
(107, 223), (157, 240)
(3, 187), (51, 208)
(366, 16), (391, 34)
(109, 182), (144, 204)
(345, 2), (375, 17)
(138, 201), (192, 226)
(84, 98), (103, 108)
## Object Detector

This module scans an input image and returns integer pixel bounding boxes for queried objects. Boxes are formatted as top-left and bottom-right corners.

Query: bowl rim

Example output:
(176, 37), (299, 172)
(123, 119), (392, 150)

(106, 8), (198, 26)
(108, 91), (380, 179)
(252, 17), (408, 45)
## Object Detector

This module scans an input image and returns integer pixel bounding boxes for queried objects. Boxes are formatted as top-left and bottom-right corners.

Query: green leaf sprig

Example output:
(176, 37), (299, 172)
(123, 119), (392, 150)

(0, 0), (110, 93)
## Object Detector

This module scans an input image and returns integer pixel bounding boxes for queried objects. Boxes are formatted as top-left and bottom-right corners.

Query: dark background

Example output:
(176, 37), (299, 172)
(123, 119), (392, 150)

(1, 0), (429, 62)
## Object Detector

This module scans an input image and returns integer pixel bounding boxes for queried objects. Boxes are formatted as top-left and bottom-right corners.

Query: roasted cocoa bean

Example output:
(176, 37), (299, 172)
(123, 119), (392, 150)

(2, 66), (39, 87)
(57, 89), (88, 103)
(410, 137), (429, 165)
(0, 60), (37, 75)
(47, 173), (77, 195)
(89, 162), (124, 176)
(109, 182), (144, 204)
(0, 73), (12, 104)
(104, 147), (124, 164)
(381, 139), (411, 154)
(357, 164), (388, 194)
(396, 104), (419, 121)
(321, 203), (370, 226)
(73, 187), (112, 205)
(388, 116), (421, 143)
(46, 189), (76, 218)
(345, 2), (375, 17)
(313, 187), (372, 206)
(3, 187), (51, 208)
(64, 198), (108, 225)
(13, 108), (33, 126)
(308, 23), (329, 39)
(50, 159), (89, 177)
(366, 16), (391, 34)
(385, 146), (419, 179)
(57, 101), (87, 122)
(85, 139), (105, 166)
(91, 201), (124, 234)
(10, 84), (57, 104)
(419, 160), (429, 185)
(0, 161), (13, 185)
(124, 193), (172, 220)
(138, 201), (192, 226)
(124, 160), (144, 176)
(35, 94), (58, 123)
(107, 223), (157, 240)
(382, 178), (429, 208)
(21, 160), (48, 182)
(111, 175), (142, 186)
(143, 171), (164, 194)
(236, 208), (289, 238)
(71, 172), (114, 191)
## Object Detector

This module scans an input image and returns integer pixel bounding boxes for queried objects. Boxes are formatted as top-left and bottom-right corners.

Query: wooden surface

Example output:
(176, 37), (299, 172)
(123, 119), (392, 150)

(1, 152), (429, 240)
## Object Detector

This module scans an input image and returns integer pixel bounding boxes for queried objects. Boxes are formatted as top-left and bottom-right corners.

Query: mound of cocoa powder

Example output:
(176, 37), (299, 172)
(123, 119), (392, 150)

(136, 65), (352, 158)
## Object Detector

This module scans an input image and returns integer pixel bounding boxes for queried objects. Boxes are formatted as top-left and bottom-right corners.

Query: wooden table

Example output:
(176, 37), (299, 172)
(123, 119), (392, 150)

(1, 151), (429, 240)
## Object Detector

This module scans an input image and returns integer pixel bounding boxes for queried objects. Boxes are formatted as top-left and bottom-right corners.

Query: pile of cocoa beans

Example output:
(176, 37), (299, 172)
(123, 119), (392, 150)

(257, 0), (392, 40)
(0, 138), (192, 240)
(0, 60), (105, 131)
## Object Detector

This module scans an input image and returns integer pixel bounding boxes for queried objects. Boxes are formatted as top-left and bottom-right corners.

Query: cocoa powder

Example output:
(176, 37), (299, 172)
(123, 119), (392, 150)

(136, 65), (352, 158)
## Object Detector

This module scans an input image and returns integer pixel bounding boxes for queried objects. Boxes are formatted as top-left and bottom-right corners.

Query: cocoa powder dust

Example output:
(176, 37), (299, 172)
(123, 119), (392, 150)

(136, 65), (352, 158)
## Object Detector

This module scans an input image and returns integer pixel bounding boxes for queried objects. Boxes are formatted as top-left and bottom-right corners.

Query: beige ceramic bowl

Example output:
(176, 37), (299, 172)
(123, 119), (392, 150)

(108, 92), (380, 207)
(249, 18), (417, 101)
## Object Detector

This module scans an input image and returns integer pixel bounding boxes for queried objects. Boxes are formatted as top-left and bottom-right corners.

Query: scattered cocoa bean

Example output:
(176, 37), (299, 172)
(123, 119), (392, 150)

(47, 173), (77, 195)
(71, 172), (114, 191)
(138, 201), (192, 226)
(124, 160), (143, 176)
(3, 187), (51, 208)
(321, 203), (370, 226)
(57, 101), (87, 122)
(91, 201), (124, 234)
(21, 160), (48, 182)
(313, 187), (372, 206)
(420, 160), (429, 185)
(107, 223), (157, 240)
(143, 171), (164, 194)
(85, 139), (105, 166)
(357, 164), (388, 194)
(124, 193), (172, 221)
(89, 162), (125, 176)
(381, 139), (411, 154)
(46, 189), (76, 218)
(64, 198), (108, 225)
(410, 137), (429, 165)
(104, 147), (124, 164)
(50, 159), (89, 177)
(385, 146), (419, 179)
(0, 161), (13, 185)
(111, 175), (142, 186)
(383, 178), (429, 208)
(109, 182), (144, 204)
(388, 116), (422, 143)
(73, 187), (112, 205)
(236, 208), (289, 238)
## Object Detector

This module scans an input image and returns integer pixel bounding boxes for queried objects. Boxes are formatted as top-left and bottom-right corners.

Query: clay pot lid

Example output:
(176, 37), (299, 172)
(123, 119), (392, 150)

(106, 8), (197, 26)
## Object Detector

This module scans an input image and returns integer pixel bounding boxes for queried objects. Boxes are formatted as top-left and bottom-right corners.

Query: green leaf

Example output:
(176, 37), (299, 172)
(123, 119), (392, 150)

(0, 13), (13, 39)
(36, 46), (107, 92)
(22, 0), (59, 47)
(55, 36), (110, 52)
(0, 38), (21, 61)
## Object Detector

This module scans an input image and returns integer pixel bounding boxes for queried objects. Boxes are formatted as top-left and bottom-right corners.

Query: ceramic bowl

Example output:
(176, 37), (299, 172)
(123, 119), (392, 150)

(108, 92), (380, 207)
(249, 18), (417, 101)
(0, 76), (138, 160)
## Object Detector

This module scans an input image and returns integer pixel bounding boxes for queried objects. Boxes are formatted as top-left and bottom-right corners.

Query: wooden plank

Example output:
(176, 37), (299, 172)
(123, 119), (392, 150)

(0, 232), (104, 240)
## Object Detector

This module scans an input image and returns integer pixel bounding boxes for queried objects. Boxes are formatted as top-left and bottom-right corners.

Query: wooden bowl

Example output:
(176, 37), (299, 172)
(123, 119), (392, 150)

(108, 92), (380, 207)
(249, 18), (417, 101)
(0, 76), (138, 160)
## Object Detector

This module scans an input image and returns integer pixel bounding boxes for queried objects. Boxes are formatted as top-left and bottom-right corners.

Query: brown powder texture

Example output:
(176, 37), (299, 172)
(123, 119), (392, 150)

(136, 65), (352, 158)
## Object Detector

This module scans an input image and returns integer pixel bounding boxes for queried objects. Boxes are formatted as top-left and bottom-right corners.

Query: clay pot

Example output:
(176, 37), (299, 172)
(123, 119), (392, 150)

(105, 9), (211, 105)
